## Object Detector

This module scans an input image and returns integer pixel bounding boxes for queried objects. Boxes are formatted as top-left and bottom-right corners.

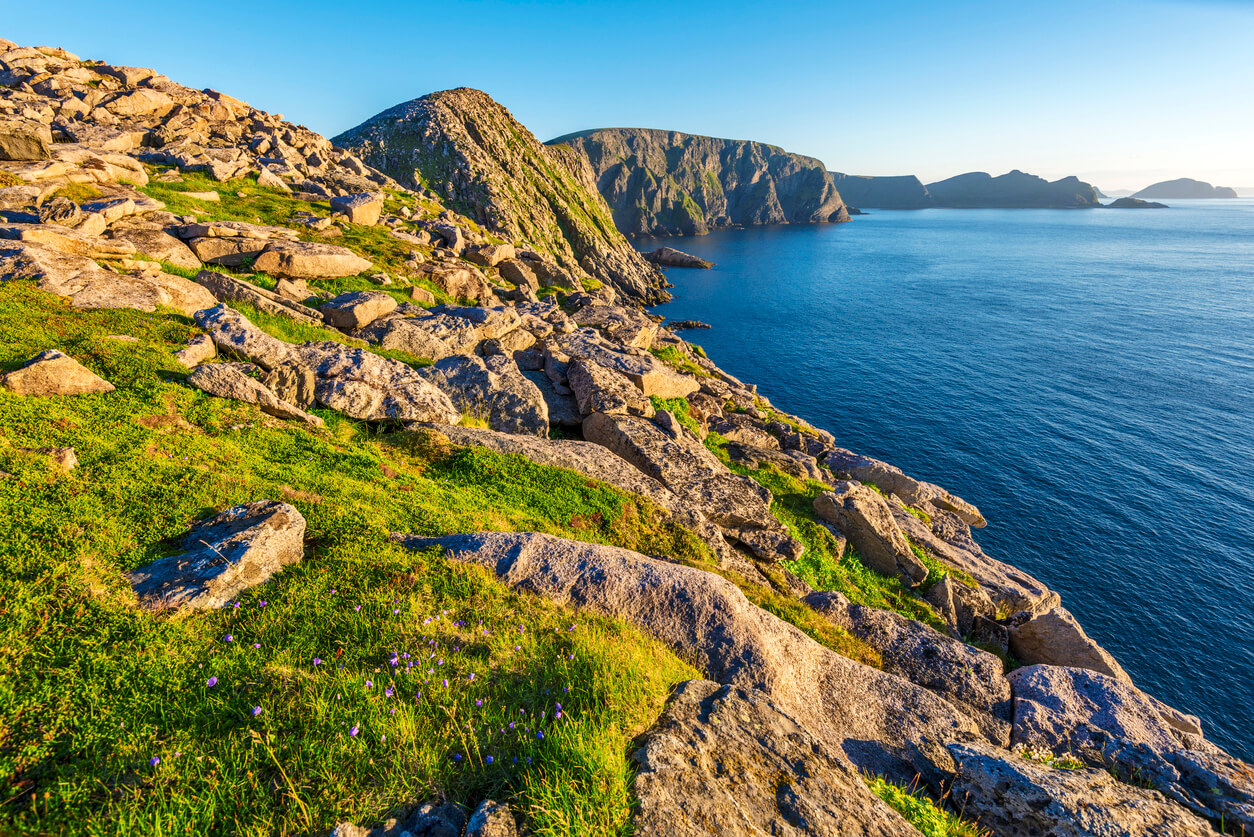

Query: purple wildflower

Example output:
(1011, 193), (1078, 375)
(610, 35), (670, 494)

(486, 755), (494, 764)
(149, 756), (160, 767)
(224, 634), (233, 643)
(251, 706), (262, 717)
(206, 676), (218, 687)
(349, 725), (359, 737)
(313, 658), (322, 666)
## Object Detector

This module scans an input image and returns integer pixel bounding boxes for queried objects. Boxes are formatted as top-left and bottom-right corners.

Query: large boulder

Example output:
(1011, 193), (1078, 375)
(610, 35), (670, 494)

(294, 341), (459, 424)
(1009, 606), (1131, 683)
(463, 242), (515, 268)
(1008, 665), (1253, 831)
(195, 270), (323, 325)
(814, 482), (929, 586)
(631, 679), (918, 836)
(319, 290), (398, 331)
(354, 312), (479, 360)
(194, 304), (300, 370)
(549, 328), (698, 399)
(571, 303), (659, 349)
(567, 357), (655, 417)
(187, 364), (322, 426)
(824, 447), (986, 528)
(252, 240), (372, 278)
(392, 532), (989, 784)
(948, 742), (1217, 837)
(329, 192), (383, 226)
(1, 350), (114, 396)
(805, 590), (1011, 743)
(0, 117), (52, 161)
(108, 223), (201, 271)
(464, 801), (515, 837)
(418, 354), (548, 436)
(126, 501), (305, 611)
(410, 261), (493, 302)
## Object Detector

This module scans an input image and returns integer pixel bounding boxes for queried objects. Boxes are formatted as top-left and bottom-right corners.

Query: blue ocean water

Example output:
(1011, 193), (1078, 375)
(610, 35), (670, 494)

(641, 201), (1254, 760)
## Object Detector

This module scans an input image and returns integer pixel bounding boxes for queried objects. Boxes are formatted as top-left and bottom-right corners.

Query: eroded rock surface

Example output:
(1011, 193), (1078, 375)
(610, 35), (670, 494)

(1, 349), (113, 396)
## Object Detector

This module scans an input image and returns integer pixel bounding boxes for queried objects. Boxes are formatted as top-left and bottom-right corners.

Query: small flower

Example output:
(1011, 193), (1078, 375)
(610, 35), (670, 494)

(475, 699), (483, 707)
(381, 734), (387, 742)
(251, 706), (262, 717)
(452, 753), (462, 762)
(385, 687), (394, 698)
(537, 730), (545, 740)
(224, 634), (233, 643)
(149, 756), (160, 767)
(252, 643), (260, 649)
(442, 678), (449, 688)
(354, 605), (361, 612)
(349, 725), (359, 737)
(233, 601), (241, 609)
(206, 676), (218, 687)
(467, 673), (475, 681)
(259, 601), (267, 607)
(392, 608), (399, 615)
(485, 755), (494, 764)
(313, 658), (322, 666)
(365, 681), (373, 689)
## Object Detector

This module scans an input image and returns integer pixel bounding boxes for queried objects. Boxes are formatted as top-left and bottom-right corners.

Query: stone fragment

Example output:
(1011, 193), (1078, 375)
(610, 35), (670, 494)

(641, 247), (715, 269)
(0, 117), (53, 161)
(330, 802), (467, 837)
(550, 328), (697, 398)
(187, 364), (322, 426)
(1009, 606), (1131, 683)
(814, 481), (929, 586)
(174, 334), (216, 368)
(330, 192), (383, 226)
(252, 240), (372, 278)
(294, 342), (460, 425)
(464, 800), (516, 837)
(127, 501), (305, 611)
(37, 197), (81, 226)
(319, 291), (398, 331)
(948, 742), (1216, 837)
(195, 270), (323, 325)
(464, 242), (515, 268)
(568, 358), (655, 417)
(256, 166), (291, 192)
(632, 680), (917, 836)
(572, 303), (659, 349)
(824, 447), (986, 528)
(1, 350), (113, 396)
(410, 261), (492, 302)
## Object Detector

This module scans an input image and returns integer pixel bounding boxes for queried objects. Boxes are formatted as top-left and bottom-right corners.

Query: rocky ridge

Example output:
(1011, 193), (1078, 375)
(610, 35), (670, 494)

(551, 128), (850, 236)
(3, 36), (1250, 837)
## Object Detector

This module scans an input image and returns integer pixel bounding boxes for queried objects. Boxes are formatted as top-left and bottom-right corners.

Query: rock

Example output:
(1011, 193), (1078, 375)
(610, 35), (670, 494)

(408, 286), (436, 305)
(24, 446), (78, 471)
(497, 258), (539, 291)
(195, 270), (324, 325)
(726, 443), (826, 482)
(823, 447), (986, 528)
(259, 362), (317, 410)
(252, 240), (372, 278)
(0, 117), (53, 161)
(666, 319), (711, 331)
(709, 414), (779, 448)
(319, 291), (398, 331)
(126, 501), (305, 611)
(37, 197), (81, 226)
(0, 350), (113, 396)
(948, 741), (1217, 837)
(355, 312), (479, 361)
(463, 242), (515, 267)
(571, 304), (659, 349)
(174, 334), (216, 368)
(641, 247), (714, 269)
(187, 364), (323, 426)
(108, 223), (201, 271)
(275, 278), (311, 302)
(567, 358), (655, 417)
(1009, 606), (1131, 683)
(519, 369), (581, 428)
(464, 800), (515, 837)
(631, 680), (918, 836)
(294, 341), (460, 425)
(720, 526), (804, 562)
(410, 261), (493, 302)
(186, 235), (268, 266)
(1007, 665), (1253, 831)
(814, 482), (928, 586)
(194, 304), (300, 371)
(331, 801), (467, 837)
(329, 192), (383, 226)
(1106, 197), (1168, 209)
(418, 354), (548, 436)
(256, 167), (291, 192)
(183, 191), (220, 202)
(583, 411), (777, 530)
(805, 590), (1011, 743)
(80, 197), (135, 224)
(549, 329), (698, 399)
(431, 304), (521, 339)
(391, 532), (987, 784)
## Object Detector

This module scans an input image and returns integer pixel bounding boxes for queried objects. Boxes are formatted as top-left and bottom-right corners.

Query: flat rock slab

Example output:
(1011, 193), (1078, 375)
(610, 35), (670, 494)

(418, 354), (548, 437)
(948, 742), (1217, 837)
(392, 531), (988, 785)
(127, 501), (306, 611)
(329, 192), (383, 226)
(632, 679), (918, 836)
(320, 290), (397, 331)
(1, 349), (113, 396)
(196, 270), (324, 326)
(1009, 606), (1131, 683)
(252, 240), (372, 278)
(824, 446), (986, 528)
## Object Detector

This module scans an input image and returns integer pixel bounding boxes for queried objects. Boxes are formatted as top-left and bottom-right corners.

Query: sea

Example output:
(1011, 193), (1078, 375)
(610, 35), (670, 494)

(639, 200), (1254, 760)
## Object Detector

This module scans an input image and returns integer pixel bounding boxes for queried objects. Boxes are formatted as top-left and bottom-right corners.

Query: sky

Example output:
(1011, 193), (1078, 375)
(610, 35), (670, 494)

(5, 0), (1252, 192)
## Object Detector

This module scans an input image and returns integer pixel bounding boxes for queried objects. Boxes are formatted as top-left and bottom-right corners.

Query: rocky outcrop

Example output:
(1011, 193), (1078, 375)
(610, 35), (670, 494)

(1, 349), (113, 396)
(418, 354), (548, 437)
(1133, 178), (1237, 200)
(814, 482), (929, 586)
(641, 246), (713, 269)
(552, 128), (849, 236)
(926, 170), (1102, 208)
(829, 173), (934, 210)
(392, 531), (989, 784)
(332, 89), (667, 304)
(186, 363), (323, 426)
(127, 501), (305, 611)
(1009, 606), (1131, 683)
(948, 742), (1217, 837)
(1008, 665), (1253, 831)
(631, 679), (918, 835)
(1105, 197), (1167, 208)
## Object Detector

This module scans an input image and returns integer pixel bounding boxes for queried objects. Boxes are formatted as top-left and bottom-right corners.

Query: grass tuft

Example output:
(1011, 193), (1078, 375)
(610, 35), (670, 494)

(865, 776), (988, 837)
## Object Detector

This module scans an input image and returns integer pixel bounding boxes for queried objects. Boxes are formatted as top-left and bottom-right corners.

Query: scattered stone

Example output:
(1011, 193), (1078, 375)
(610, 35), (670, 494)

(464, 800), (516, 837)
(37, 196), (81, 226)
(642, 247), (714, 269)
(294, 341), (460, 425)
(464, 242), (515, 268)
(187, 363), (323, 426)
(0, 349), (114, 396)
(418, 354), (548, 437)
(410, 261), (493, 302)
(252, 240), (373, 278)
(195, 270), (323, 325)
(174, 334), (216, 368)
(256, 167), (291, 192)
(184, 191), (220, 202)
(632, 680), (917, 836)
(320, 291), (398, 331)
(0, 117), (53, 161)
(330, 192), (383, 226)
(408, 286), (436, 305)
(567, 358), (655, 417)
(814, 482), (929, 586)
(127, 501), (306, 611)
(330, 802), (467, 837)
(22, 446), (78, 471)
(1009, 606), (1131, 683)
(948, 741), (1216, 837)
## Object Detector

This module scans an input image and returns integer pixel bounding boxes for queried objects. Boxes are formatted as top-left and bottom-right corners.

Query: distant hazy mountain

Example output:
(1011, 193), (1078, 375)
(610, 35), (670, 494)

(829, 173), (933, 209)
(1133, 178), (1237, 199)
(926, 170), (1102, 208)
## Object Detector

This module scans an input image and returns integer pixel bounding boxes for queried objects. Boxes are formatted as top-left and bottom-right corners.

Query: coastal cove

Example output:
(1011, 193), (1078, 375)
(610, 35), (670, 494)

(643, 200), (1254, 761)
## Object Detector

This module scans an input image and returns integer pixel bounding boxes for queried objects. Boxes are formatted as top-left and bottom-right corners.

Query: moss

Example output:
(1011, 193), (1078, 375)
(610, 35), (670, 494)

(650, 345), (709, 378)
(0, 170), (23, 188)
(51, 182), (104, 202)
(648, 395), (702, 436)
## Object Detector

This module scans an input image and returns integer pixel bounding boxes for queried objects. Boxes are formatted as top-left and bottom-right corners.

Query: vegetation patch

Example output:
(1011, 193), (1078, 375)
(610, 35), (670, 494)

(864, 776), (988, 837)
(648, 395), (702, 436)
(0, 170), (25, 188)
(649, 345), (708, 377)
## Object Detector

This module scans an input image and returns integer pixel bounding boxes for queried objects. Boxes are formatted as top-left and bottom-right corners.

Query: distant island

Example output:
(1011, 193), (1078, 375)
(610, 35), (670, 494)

(1105, 197), (1168, 209)
(828, 170), (1102, 210)
(1133, 178), (1238, 200)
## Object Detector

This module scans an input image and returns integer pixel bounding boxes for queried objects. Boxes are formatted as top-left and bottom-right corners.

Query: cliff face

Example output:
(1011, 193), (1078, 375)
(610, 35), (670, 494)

(333, 89), (668, 304)
(1133, 178), (1238, 199)
(830, 173), (933, 210)
(926, 170), (1101, 208)
(550, 128), (849, 237)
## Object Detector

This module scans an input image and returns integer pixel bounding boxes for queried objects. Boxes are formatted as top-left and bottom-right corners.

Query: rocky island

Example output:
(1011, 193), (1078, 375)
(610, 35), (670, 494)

(1, 36), (1251, 837)
(1133, 178), (1238, 200)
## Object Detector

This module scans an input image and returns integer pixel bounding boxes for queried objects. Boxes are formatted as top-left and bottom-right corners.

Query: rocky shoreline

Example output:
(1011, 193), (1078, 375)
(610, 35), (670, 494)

(2, 37), (1251, 836)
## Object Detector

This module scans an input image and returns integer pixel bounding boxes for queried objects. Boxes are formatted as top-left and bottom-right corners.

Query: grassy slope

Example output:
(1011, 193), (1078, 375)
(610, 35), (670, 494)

(0, 283), (705, 836)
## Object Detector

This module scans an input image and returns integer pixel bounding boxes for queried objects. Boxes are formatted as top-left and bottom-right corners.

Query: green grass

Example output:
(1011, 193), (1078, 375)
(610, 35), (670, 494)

(647, 396), (702, 436)
(0, 280), (711, 837)
(649, 346), (708, 378)
(865, 776), (987, 837)
(704, 432), (946, 631)
(0, 170), (25, 188)
(50, 183), (104, 203)
(225, 300), (434, 369)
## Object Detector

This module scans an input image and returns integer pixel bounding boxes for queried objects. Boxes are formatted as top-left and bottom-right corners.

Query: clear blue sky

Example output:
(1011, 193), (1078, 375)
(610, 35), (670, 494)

(6, 0), (1252, 191)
